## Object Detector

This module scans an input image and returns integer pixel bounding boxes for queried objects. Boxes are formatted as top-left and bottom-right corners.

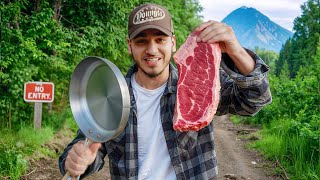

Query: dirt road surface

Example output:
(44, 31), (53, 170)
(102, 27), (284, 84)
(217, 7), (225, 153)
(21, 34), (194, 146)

(214, 115), (274, 180)
(19, 115), (277, 180)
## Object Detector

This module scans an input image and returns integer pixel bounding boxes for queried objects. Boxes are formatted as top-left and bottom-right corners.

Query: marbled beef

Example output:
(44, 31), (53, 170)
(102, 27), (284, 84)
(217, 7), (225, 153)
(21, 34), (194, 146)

(173, 31), (221, 131)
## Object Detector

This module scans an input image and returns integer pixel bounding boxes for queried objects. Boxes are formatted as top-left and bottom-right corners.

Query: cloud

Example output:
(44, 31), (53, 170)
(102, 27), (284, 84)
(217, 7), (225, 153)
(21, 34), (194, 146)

(198, 0), (307, 31)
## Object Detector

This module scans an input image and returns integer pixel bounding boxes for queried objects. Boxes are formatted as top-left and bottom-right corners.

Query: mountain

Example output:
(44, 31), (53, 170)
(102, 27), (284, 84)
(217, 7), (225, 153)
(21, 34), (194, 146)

(222, 6), (293, 53)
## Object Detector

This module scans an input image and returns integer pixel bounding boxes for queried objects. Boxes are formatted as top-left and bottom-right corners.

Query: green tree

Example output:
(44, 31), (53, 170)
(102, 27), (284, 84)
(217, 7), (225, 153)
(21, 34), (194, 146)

(142, 0), (203, 47)
(247, 38), (320, 179)
(253, 46), (278, 73)
(277, 0), (320, 77)
(276, 39), (292, 76)
(0, 0), (203, 130)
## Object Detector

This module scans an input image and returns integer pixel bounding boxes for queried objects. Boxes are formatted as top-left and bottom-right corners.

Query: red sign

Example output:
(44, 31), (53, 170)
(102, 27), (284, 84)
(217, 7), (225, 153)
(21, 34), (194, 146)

(24, 82), (54, 102)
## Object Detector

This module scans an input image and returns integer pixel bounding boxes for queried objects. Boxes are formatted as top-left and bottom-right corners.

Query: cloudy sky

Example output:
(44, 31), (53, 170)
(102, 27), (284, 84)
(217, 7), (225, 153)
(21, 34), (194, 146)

(198, 0), (307, 31)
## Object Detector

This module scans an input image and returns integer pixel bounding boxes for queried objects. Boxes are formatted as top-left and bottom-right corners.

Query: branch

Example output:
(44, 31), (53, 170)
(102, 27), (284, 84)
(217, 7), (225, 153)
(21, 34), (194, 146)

(60, 16), (80, 28)
(21, 170), (36, 177)
(276, 158), (289, 179)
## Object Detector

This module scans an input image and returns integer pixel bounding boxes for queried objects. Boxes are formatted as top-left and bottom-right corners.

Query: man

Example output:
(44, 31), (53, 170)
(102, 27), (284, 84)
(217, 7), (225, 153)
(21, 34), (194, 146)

(59, 3), (271, 180)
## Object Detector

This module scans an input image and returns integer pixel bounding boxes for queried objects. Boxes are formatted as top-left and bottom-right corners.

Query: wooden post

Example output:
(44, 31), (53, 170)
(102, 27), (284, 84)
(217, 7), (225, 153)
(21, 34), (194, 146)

(34, 102), (43, 129)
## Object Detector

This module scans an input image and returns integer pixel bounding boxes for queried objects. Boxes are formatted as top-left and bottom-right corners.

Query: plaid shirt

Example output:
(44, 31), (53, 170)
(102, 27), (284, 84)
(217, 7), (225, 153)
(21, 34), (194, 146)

(59, 50), (272, 179)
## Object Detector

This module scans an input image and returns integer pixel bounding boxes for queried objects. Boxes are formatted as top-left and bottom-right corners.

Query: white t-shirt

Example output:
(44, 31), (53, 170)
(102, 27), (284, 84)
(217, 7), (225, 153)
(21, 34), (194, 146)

(131, 74), (176, 180)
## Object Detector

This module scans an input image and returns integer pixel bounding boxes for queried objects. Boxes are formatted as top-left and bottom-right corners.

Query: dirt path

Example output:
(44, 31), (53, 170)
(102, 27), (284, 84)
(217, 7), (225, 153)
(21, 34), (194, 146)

(19, 129), (111, 180)
(20, 115), (277, 180)
(213, 115), (275, 180)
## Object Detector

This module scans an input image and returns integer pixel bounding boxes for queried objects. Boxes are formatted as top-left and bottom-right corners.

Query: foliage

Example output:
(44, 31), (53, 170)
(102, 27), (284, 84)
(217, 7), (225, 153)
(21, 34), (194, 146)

(0, 0), (203, 178)
(148, 0), (203, 47)
(253, 7), (320, 179)
(0, 108), (75, 178)
(253, 117), (320, 179)
(243, 40), (320, 179)
(0, 144), (28, 180)
(276, 0), (320, 77)
(65, 109), (79, 133)
(253, 47), (278, 73)
(0, 126), (54, 179)
(0, 0), (203, 131)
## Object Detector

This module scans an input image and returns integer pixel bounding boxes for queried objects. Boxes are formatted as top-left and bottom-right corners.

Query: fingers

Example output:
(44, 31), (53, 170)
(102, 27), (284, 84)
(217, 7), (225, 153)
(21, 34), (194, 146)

(196, 20), (222, 42)
(89, 142), (102, 154)
(195, 20), (242, 54)
(196, 21), (232, 43)
(65, 152), (87, 176)
(195, 20), (218, 32)
(65, 141), (101, 176)
(65, 143), (88, 176)
(202, 25), (229, 43)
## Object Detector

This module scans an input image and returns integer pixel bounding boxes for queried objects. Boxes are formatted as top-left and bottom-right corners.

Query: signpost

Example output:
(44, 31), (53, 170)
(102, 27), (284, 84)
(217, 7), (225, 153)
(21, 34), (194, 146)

(24, 82), (54, 129)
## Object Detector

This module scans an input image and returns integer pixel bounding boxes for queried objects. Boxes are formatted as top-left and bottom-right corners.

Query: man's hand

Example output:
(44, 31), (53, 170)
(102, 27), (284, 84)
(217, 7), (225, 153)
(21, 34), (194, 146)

(195, 20), (255, 75)
(65, 141), (101, 177)
(195, 20), (241, 55)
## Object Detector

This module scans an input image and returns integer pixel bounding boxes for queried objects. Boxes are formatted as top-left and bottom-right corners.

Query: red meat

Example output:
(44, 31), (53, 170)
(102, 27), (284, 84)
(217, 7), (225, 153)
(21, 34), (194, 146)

(173, 31), (221, 131)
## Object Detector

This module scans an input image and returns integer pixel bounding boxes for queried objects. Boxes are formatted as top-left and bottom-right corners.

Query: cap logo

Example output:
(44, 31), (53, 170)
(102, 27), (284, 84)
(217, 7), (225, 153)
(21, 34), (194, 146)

(133, 6), (165, 25)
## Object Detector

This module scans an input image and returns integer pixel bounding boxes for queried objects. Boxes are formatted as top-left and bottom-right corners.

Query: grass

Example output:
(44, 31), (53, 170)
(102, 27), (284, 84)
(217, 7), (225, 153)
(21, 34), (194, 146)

(0, 108), (75, 179)
(64, 110), (79, 133)
(0, 143), (28, 179)
(0, 127), (54, 179)
(229, 115), (243, 124)
(245, 118), (320, 180)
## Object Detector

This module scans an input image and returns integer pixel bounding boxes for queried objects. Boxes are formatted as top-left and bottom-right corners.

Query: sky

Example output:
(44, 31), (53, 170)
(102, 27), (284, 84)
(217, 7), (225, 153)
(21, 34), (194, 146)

(198, 0), (308, 31)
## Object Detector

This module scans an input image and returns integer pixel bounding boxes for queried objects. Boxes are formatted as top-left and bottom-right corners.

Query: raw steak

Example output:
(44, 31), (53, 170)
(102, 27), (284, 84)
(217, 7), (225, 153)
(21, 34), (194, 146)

(172, 31), (221, 132)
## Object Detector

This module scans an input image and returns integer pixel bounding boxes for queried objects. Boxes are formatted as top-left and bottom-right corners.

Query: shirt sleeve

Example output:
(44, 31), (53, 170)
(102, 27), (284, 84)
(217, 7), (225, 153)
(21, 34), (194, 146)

(58, 129), (107, 179)
(216, 49), (272, 116)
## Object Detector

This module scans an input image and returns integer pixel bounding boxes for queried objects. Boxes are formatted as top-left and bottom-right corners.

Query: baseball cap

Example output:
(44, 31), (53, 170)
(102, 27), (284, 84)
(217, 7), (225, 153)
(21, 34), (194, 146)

(128, 3), (174, 39)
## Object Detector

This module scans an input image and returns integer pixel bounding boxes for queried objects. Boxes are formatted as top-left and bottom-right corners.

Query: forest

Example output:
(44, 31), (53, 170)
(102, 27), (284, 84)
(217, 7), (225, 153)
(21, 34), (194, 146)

(0, 0), (319, 179)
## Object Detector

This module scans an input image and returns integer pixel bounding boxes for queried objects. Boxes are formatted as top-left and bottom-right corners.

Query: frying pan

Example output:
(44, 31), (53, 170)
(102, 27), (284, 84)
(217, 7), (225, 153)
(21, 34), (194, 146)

(62, 56), (130, 180)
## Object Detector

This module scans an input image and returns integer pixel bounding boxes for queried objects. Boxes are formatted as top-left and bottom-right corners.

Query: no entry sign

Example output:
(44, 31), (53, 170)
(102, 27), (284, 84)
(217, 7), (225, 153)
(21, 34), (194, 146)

(24, 82), (54, 102)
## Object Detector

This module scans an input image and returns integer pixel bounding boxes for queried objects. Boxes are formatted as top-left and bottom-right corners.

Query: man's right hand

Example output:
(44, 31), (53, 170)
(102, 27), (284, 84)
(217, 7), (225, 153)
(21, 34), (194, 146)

(65, 141), (101, 177)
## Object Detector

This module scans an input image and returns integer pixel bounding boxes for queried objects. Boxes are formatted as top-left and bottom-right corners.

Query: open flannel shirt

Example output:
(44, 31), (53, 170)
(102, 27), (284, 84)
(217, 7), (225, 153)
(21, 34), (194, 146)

(59, 49), (272, 180)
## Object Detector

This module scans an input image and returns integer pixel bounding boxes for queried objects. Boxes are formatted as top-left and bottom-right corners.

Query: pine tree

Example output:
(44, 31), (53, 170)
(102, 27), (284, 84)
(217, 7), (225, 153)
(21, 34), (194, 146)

(277, 0), (320, 77)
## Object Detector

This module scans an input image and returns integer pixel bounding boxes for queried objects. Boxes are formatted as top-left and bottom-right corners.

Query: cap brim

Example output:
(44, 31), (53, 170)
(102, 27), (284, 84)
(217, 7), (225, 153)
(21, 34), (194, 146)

(129, 25), (172, 39)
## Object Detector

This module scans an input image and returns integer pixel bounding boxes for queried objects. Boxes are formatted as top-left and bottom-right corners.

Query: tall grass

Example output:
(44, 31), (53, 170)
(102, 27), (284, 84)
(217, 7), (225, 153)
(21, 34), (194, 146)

(240, 58), (320, 179)
(0, 108), (74, 179)
(250, 118), (320, 179)
(0, 127), (53, 179)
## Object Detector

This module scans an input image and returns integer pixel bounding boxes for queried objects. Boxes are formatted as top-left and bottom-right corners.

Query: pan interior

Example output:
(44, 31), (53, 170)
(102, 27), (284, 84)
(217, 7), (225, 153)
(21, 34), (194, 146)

(86, 63), (122, 131)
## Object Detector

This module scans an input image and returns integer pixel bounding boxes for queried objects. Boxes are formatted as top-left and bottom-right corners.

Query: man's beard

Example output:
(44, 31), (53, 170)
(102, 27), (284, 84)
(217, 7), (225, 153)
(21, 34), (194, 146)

(140, 67), (165, 78)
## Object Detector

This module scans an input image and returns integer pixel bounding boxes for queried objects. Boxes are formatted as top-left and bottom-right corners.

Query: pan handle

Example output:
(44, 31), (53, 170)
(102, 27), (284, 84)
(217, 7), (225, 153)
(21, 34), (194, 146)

(61, 138), (94, 180)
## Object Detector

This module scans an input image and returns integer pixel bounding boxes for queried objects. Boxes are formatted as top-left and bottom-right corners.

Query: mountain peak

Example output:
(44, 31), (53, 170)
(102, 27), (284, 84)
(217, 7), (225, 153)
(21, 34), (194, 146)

(230, 6), (269, 21)
(239, 6), (260, 12)
(240, 6), (254, 10)
(222, 6), (293, 52)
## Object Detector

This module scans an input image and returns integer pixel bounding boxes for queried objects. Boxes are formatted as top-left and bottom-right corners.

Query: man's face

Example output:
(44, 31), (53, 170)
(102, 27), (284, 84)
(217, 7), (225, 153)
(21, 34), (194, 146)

(128, 29), (176, 78)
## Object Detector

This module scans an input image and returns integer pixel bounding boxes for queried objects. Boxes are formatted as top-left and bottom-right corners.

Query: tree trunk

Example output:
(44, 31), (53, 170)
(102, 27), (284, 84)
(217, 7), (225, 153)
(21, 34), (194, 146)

(53, 0), (62, 56)
(33, 0), (41, 12)
(53, 0), (62, 21)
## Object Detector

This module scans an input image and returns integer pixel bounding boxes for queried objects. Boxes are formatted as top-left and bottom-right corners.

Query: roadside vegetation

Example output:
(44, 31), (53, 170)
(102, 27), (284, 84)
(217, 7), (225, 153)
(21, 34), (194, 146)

(1, 0), (319, 179)
(0, 0), (202, 179)
(234, 1), (320, 179)
(0, 108), (77, 179)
